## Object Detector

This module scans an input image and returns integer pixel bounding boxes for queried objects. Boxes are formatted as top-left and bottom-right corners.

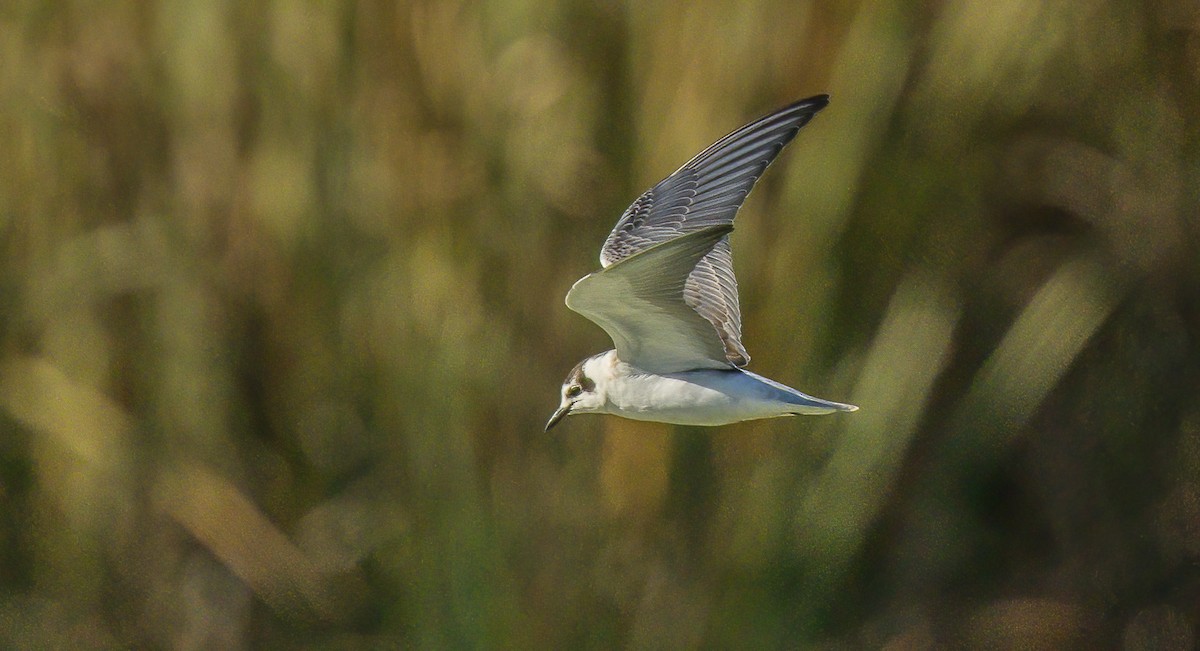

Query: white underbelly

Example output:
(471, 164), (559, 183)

(605, 370), (791, 426)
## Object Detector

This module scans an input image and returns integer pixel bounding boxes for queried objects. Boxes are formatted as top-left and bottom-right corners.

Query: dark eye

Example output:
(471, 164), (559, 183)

(566, 385), (582, 398)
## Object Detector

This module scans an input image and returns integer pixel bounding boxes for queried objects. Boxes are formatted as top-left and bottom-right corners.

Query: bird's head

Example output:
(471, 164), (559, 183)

(545, 352), (611, 431)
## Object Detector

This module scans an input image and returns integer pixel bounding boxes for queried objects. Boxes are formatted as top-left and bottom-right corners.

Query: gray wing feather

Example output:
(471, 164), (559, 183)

(599, 96), (829, 366)
(684, 235), (748, 365)
(567, 225), (735, 373)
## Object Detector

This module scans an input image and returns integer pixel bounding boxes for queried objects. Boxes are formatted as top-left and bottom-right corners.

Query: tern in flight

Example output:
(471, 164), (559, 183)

(546, 96), (857, 431)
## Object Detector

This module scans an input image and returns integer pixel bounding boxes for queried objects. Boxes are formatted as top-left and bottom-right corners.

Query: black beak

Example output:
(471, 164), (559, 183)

(545, 403), (571, 431)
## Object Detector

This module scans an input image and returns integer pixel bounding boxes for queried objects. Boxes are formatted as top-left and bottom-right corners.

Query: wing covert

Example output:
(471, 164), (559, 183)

(598, 95), (830, 366)
(567, 225), (735, 373)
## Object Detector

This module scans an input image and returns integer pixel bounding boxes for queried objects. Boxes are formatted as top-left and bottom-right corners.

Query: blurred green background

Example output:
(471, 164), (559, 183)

(2, 0), (1198, 648)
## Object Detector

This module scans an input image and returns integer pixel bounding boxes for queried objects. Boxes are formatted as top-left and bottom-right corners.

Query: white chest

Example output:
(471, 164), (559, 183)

(603, 368), (792, 426)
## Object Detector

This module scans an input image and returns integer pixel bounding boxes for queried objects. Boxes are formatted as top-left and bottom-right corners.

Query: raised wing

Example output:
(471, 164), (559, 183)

(600, 96), (830, 366)
(567, 225), (734, 373)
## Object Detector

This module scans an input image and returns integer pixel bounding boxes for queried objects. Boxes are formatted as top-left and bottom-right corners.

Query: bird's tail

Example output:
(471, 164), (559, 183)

(786, 393), (858, 415)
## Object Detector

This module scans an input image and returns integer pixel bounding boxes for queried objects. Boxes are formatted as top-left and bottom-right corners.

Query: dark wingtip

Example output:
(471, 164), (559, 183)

(789, 94), (830, 113)
(761, 94), (830, 133)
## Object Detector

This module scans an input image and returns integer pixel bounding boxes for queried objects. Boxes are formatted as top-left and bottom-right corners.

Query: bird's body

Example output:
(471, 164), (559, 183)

(547, 96), (857, 430)
(572, 351), (855, 426)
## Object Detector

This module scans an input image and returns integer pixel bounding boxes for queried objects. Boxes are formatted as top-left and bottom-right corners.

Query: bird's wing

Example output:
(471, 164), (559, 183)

(599, 95), (829, 366)
(568, 225), (735, 373)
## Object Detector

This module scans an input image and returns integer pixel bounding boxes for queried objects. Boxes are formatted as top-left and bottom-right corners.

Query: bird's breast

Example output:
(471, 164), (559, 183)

(605, 367), (792, 426)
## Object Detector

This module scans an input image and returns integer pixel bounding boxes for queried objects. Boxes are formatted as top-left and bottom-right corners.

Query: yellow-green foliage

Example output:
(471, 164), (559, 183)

(0, 1), (1197, 647)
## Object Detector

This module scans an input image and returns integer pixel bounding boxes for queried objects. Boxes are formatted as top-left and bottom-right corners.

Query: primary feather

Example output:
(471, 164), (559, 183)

(598, 95), (830, 366)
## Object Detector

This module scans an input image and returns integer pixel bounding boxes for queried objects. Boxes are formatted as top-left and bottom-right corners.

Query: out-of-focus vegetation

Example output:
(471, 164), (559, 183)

(1, 0), (1198, 647)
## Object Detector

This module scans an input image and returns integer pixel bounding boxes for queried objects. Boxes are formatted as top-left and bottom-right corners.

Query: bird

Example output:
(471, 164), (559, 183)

(546, 95), (857, 431)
